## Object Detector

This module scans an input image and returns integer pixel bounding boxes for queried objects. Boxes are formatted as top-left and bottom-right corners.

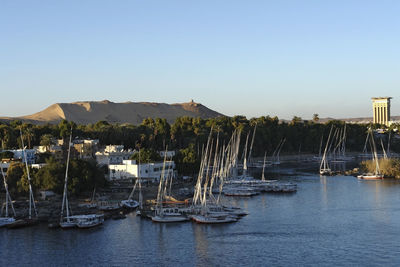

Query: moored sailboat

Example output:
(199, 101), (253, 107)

(121, 150), (141, 209)
(151, 148), (189, 223)
(320, 126), (333, 175)
(60, 131), (77, 228)
(7, 129), (39, 229)
(358, 129), (384, 180)
(60, 129), (104, 229)
(0, 164), (16, 227)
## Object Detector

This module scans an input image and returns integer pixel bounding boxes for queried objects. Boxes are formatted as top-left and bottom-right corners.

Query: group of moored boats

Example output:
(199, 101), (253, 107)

(1, 129), (41, 229)
(1, 130), (105, 230)
(142, 128), (296, 225)
(319, 126), (386, 180)
(1, 126), (300, 229)
(223, 178), (297, 196)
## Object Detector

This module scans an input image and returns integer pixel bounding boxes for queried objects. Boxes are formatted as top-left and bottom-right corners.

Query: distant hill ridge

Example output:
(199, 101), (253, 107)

(0, 100), (224, 125)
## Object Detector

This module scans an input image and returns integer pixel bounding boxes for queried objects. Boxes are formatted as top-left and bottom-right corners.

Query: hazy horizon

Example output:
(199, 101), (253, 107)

(1, 99), (399, 122)
(1, 1), (399, 120)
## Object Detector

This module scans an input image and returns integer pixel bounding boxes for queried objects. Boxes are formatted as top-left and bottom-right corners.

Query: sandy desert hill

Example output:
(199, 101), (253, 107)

(0, 100), (224, 125)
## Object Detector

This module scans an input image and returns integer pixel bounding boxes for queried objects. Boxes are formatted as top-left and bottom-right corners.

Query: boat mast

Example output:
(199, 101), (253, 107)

(209, 136), (220, 203)
(202, 139), (214, 211)
(156, 147), (168, 215)
(216, 143), (226, 205)
(1, 163), (16, 217)
(193, 128), (213, 206)
(127, 149), (141, 202)
(61, 129), (73, 221)
(261, 151), (266, 181)
(247, 124), (257, 166)
(387, 131), (392, 158)
(138, 149), (143, 209)
(370, 131), (381, 175)
(20, 128), (37, 219)
(242, 132), (249, 177)
(320, 126), (333, 172)
(381, 139), (387, 159)
(276, 138), (286, 163)
(341, 124), (347, 157)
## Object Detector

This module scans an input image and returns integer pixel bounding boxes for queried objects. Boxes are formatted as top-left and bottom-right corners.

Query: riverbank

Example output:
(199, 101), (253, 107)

(360, 158), (400, 178)
(1, 179), (195, 224)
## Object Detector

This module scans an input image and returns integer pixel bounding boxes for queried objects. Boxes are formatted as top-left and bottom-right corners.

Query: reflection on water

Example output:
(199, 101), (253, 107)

(2, 174), (400, 266)
(193, 224), (210, 266)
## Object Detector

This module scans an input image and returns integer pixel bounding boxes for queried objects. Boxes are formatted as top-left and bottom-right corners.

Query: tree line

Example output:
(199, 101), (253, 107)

(2, 116), (397, 153)
(1, 116), (399, 183)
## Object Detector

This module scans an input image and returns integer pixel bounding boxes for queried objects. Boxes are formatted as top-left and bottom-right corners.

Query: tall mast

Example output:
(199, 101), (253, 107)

(20, 128), (37, 219)
(247, 124), (257, 165)
(387, 131), (392, 157)
(242, 132), (250, 176)
(138, 149), (142, 209)
(370, 130), (380, 175)
(320, 126), (333, 172)
(61, 129), (73, 221)
(261, 151), (266, 181)
(209, 136), (220, 202)
(276, 138), (286, 163)
(1, 163), (16, 217)
(156, 146), (168, 214)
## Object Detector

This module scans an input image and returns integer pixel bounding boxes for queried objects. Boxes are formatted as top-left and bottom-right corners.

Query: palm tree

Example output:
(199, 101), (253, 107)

(40, 134), (53, 152)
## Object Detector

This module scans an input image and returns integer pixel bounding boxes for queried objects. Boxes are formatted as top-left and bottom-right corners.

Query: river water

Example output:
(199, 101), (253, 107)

(2, 168), (400, 266)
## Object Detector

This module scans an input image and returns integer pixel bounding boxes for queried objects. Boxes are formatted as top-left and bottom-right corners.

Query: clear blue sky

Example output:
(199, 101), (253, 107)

(1, 0), (399, 120)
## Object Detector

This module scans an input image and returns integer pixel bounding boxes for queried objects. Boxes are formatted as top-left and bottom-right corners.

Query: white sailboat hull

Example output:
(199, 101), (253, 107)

(0, 217), (16, 227)
(76, 214), (104, 228)
(357, 174), (384, 180)
(120, 199), (139, 209)
(191, 215), (237, 224)
(151, 215), (189, 223)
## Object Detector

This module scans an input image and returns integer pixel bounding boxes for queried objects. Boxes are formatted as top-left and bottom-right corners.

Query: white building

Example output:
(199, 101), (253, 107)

(108, 160), (175, 182)
(95, 145), (136, 166)
(35, 145), (63, 153)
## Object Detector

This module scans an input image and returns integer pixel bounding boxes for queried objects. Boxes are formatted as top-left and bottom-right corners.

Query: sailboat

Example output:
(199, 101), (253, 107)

(240, 131), (253, 180)
(60, 131), (77, 228)
(191, 131), (239, 224)
(152, 148), (189, 223)
(78, 187), (97, 209)
(272, 138), (285, 165)
(120, 181), (139, 209)
(261, 151), (267, 181)
(245, 125), (258, 168)
(0, 163), (16, 227)
(7, 129), (39, 229)
(60, 130), (104, 228)
(320, 126), (333, 175)
(358, 129), (384, 180)
(121, 151), (140, 209)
